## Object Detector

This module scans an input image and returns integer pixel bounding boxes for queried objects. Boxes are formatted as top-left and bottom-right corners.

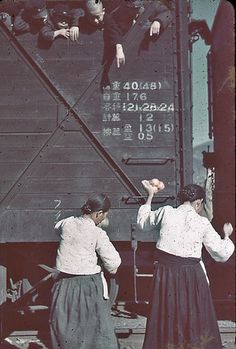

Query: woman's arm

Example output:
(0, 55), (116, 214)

(96, 229), (121, 274)
(141, 180), (156, 205)
(137, 179), (165, 230)
(203, 221), (234, 262)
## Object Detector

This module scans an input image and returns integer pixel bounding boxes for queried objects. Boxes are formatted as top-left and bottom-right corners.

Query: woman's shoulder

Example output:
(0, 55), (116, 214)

(54, 216), (76, 229)
(189, 209), (212, 228)
(153, 205), (174, 219)
(94, 226), (113, 244)
(161, 205), (175, 213)
(197, 214), (212, 226)
(94, 225), (108, 236)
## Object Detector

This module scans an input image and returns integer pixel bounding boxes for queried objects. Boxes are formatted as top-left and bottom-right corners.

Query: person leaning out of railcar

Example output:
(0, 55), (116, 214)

(85, 0), (126, 69)
(85, 0), (173, 69)
(0, 0), (23, 32)
(0, 11), (13, 31)
(126, 0), (173, 37)
(13, 0), (49, 34)
(39, 3), (84, 44)
(150, 0), (174, 36)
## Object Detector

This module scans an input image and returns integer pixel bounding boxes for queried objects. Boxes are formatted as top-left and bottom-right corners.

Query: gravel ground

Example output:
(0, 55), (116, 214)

(2, 320), (235, 349)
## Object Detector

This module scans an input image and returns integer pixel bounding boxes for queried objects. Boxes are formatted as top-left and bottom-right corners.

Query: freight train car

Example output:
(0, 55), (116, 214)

(0, 0), (234, 344)
(0, 0), (193, 338)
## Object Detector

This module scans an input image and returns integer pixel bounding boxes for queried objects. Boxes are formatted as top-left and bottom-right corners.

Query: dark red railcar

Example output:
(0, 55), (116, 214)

(204, 0), (235, 320)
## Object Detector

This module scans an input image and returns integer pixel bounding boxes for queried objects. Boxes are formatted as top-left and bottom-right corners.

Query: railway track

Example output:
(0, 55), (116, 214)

(2, 316), (235, 349)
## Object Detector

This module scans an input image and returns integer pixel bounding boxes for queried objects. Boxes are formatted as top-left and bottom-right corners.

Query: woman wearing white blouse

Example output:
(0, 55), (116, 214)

(137, 180), (234, 349)
(50, 193), (121, 349)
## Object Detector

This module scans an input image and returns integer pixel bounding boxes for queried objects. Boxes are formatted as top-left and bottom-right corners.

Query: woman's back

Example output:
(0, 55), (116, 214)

(138, 202), (234, 261)
(158, 204), (206, 258)
(55, 215), (121, 275)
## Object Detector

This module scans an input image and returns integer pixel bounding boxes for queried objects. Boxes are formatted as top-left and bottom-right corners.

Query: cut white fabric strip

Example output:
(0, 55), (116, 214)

(101, 271), (109, 299)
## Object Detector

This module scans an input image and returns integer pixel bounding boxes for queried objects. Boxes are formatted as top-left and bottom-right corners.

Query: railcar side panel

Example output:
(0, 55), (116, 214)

(0, 1), (192, 243)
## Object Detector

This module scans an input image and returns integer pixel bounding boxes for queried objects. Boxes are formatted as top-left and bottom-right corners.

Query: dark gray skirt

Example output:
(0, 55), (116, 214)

(142, 249), (222, 349)
(49, 272), (119, 349)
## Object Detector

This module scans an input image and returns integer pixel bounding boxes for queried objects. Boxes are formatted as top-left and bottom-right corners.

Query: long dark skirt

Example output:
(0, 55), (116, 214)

(49, 273), (119, 349)
(143, 249), (222, 349)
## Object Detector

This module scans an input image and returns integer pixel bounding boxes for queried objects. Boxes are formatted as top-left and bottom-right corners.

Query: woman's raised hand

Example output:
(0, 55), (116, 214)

(149, 178), (165, 190)
(223, 222), (233, 238)
(141, 178), (165, 195)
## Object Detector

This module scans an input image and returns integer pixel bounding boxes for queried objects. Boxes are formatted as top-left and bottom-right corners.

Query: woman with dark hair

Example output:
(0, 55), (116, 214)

(137, 180), (234, 349)
(50, 193), (121, 349)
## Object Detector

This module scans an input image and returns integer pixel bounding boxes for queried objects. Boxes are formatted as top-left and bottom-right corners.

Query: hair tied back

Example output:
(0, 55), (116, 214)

(81, 204), (92, 214)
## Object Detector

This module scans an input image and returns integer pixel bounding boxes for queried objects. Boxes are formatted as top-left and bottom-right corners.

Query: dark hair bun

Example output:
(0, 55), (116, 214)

(81, 193), (111, 215)
(177, 184), (205, 203)
(81, 204), (92, 214)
